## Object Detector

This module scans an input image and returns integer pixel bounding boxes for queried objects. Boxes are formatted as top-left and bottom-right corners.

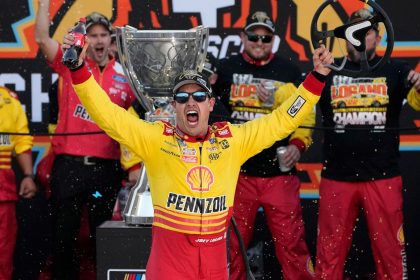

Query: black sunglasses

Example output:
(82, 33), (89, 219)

(246, 32), (273, 43)
(174, 91), (210, 104)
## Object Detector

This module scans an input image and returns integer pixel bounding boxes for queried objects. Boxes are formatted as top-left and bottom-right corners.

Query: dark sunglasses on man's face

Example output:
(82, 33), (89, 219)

(246, 32), (273, 43)
(174, 91), (209, 104)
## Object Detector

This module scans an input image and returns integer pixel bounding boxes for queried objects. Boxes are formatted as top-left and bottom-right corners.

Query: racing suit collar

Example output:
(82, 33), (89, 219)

(241, 51), (274, 66)
(175, 126), (211, 142)
(85, 54), (115, 70)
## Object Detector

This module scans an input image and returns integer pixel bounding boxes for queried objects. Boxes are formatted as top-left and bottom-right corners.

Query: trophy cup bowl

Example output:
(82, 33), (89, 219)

(115, 26), (209, 225)
(116, 25), (209, 112)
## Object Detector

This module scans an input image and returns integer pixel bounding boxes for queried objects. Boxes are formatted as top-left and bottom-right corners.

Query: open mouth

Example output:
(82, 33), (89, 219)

(95, 47), (105, 57)
(186, 110), (199, 125)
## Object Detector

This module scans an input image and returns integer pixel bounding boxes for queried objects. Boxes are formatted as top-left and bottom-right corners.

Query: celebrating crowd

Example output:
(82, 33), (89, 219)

(0, 1), (419, 279)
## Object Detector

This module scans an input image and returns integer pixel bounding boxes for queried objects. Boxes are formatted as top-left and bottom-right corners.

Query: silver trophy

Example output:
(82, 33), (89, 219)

(115, 25), (209, 225)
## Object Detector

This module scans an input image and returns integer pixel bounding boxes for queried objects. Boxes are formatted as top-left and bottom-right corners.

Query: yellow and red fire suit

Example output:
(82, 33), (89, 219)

(70, 65), (324, 279)
(0, 86), (33, 279)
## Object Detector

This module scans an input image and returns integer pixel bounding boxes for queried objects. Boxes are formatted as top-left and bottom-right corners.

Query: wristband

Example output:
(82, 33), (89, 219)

(311, 70), (327, 82)
(70, 61), (85, 72)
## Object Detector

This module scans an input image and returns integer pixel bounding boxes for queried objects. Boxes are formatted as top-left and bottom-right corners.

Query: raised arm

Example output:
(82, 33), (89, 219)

(35, 0), (59, 63)
(235, 45), (332, 164)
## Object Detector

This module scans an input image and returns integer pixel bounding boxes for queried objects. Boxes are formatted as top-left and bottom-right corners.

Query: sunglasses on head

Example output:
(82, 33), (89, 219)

(246, 32), (273, 43)
(174, 91), (210, 104)
(86, 14), (112, 31)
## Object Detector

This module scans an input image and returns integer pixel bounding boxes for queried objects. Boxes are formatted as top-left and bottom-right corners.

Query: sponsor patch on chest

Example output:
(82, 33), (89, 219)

(112, 75), (127, 83)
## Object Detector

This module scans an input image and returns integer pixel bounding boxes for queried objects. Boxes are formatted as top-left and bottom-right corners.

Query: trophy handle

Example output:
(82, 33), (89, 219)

(193, 26), (209, 73)
(116, 26), (154, 112)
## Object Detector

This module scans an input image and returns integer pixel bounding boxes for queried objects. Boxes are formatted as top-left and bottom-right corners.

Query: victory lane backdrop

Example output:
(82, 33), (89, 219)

(1, 0), (419, 278)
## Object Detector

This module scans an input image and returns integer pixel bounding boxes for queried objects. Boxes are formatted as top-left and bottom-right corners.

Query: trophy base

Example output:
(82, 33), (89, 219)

(122, 190), (154, 226)
(123, 216), (154, 226)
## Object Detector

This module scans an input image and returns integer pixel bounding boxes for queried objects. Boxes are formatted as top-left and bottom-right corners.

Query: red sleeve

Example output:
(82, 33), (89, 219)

(48, 46), (68, 76)
(70, 63), (91, 84)
(128, 163), (142, 173)
(302, 72), (325, 96)
(289, 139), (306, 154)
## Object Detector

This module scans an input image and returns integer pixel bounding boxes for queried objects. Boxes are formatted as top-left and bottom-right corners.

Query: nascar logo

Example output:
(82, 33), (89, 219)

(107, 269), (146, 280)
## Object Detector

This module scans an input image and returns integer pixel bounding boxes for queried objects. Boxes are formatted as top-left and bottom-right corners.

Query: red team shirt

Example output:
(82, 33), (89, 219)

(49, 48), (135, 159)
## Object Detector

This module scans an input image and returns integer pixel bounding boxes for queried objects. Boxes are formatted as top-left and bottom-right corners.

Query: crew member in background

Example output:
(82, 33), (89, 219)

(214, 11), (315, 279)
(35, 0), (135, 278)
(315, 8), (420, 279)
(0, 86), (37, 280)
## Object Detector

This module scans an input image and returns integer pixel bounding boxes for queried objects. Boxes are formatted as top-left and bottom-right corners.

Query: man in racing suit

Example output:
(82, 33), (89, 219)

(0, 86), (37, 279)
(315, 9), (420, 279)
(214, 11), (315, 279)
(35, 2), (135, 278)
(63, 29), (333, 278)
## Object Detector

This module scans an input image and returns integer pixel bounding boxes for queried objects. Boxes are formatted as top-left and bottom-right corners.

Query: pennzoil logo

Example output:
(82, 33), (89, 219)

(397, 225), (405, 245)
(186, 166), (214, 192)
(166, 192), (227, 214)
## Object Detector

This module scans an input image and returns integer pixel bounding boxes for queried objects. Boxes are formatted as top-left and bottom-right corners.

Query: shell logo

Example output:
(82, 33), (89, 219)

(186, 166), (214, 192)
(397, 225), (405, 245)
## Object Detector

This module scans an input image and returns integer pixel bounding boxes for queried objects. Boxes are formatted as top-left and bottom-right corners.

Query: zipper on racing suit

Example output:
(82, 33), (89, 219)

(198, 143), (203, 232)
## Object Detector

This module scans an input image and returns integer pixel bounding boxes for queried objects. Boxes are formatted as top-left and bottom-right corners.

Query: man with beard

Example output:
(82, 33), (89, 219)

(213, 11), (315, 279)
(35, 2), (135, 278)
(315, 8), (420, 279)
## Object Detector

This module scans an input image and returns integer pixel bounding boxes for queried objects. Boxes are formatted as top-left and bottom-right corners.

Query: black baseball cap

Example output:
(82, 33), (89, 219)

(173, 71), (212, 95)
(244, 11), (275, 33)
(348, 8), (379, 31)
(86, 12), (113, 33)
